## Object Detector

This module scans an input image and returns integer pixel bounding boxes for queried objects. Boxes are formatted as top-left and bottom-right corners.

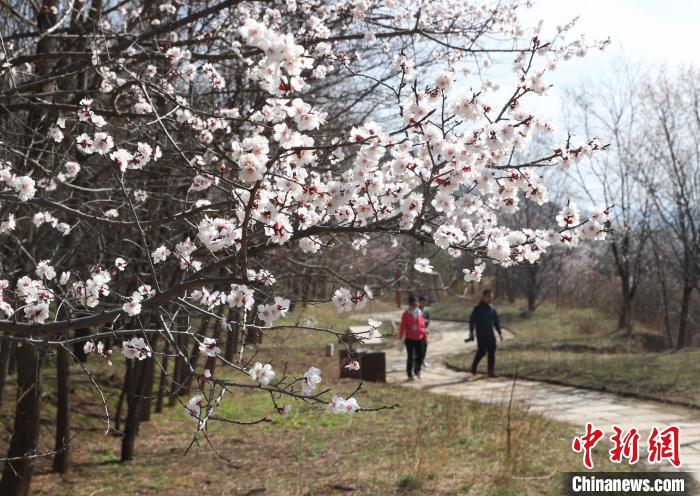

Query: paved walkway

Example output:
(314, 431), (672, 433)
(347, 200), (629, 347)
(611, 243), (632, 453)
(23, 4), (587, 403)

(372, 312), (700, 477)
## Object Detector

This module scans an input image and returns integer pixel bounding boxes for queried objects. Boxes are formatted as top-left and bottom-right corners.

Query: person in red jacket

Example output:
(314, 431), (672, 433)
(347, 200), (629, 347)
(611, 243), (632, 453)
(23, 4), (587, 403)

(399, 296), (427, 380)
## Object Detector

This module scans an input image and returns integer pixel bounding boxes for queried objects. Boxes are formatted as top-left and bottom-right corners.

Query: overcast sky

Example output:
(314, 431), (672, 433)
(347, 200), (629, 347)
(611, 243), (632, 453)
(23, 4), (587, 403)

(513, 0), (700, 124)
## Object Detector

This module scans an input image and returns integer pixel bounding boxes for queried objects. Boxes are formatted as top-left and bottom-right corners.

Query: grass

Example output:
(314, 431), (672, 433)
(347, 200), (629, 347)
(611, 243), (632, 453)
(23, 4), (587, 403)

(2, 301), (649, 495)
(435, 298), (700, 407)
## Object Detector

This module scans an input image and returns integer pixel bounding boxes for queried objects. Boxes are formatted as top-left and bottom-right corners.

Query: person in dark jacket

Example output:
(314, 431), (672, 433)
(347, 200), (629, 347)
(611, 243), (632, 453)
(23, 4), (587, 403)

(467, 289), (502, 377)
(418, 295), (430, 367)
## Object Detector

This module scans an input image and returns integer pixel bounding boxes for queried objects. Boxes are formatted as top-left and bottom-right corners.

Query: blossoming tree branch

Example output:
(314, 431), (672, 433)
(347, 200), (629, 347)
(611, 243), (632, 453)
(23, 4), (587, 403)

(0, 0), (610, 493)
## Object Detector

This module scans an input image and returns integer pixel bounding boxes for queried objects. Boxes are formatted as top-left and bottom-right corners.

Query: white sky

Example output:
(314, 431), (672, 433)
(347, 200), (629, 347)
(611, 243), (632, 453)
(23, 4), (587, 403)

(512, 0), (700, 124)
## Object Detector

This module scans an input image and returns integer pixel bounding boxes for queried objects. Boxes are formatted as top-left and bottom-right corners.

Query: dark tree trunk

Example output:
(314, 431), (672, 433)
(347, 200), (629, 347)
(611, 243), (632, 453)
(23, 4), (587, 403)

(0, 341), (12, 407)
(525, 266), (539, 312)
(121, 359), (148, 461)
(8, 346), (16, 375)
(52, 347), (71, 473)
(139, 346), (157, 422)
(168, 333), (184, 407)
(676, 283), (693, 350)
(245, 307), (262, 344)
(0, 345), (43, 496)
(168, 315), (208, 405)
(114, 360), (132, 432)
(179, 318), (210, 394)
(72, 329), (91, 363)
(617, 273), (633, 331)
(204, 315), (226, 375)
(155, 339), (170, 414)
(224, 309), (240, 362)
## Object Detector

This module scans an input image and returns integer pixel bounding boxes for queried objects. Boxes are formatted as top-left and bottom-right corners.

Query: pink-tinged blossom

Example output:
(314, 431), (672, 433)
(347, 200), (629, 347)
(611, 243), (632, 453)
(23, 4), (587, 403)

(133, 101), (153, 115)
(84, 341), (113, 365)
(328, 395), (359, 414)
(332, 287), (353, 313)
(11, 176), (36, 202)
(301, 366), (322, 396)
(256, 296), (290, 326)
(185, 394), (204, 422)
(152, 245), (171, 263)
(249, 362), (275, 385)
(413, 257), (433, 273)
(93, 132), (114, 155)
(110, 148), (133, 172)
(24, 303), (49, 324)
(463, 264), (485, 283)
(227, 284), (255, 310)
(122, 337), (151, 360)
(75, 133), (95, 154)
(35, 260), (56, 280)
(63, 161), (81, 179)
(122, 292), (144, 316)
(487, 236), (511, 261)
(0, 214), (15, 233)
(197, 217), (241, 252)
(556, 203), (581, 228)
(198, 337), (220, 357)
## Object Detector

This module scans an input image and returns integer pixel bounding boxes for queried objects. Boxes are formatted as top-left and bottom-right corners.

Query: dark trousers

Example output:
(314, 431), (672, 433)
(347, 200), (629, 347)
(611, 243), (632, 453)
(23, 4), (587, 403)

(471, 337), (496, 374)
(405, 339), (425, 377)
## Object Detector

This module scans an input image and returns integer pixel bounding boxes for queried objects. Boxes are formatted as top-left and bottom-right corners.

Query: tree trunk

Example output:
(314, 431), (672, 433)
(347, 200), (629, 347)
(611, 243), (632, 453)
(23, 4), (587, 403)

(121, 359), (147, 461)
(155, 339), (170, 414)
(169, 317), (208, 404)
(618, 275), (633, 331)
(204, 315), (226, 375)
(168, 333), (184, 407)
(224, 309), (240, 362)
(179, 318), (210, 394)
(676, 283), (693, 350)
(8, 346), (16, 375)
(0, 344), (43, 496)
(114, 360), (132, 432)
(525, 266), (539, 312)
(139, 350), (156, 422)
(0, 341), (12, 407)
(52, 347), (71, 473)
(72, 329), (91, 363)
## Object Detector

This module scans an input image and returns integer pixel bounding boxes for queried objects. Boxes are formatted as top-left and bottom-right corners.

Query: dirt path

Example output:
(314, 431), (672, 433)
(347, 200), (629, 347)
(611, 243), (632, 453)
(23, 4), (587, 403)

(372, 311), (700, 477)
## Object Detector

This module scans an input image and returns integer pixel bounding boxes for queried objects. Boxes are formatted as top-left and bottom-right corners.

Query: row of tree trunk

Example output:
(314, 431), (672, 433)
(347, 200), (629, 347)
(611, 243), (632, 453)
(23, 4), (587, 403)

(0, 309), (247, 496)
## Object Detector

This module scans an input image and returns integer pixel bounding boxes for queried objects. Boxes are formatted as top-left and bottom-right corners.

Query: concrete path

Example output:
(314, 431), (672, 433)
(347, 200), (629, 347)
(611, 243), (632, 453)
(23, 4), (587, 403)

(371, 312), (700, 477)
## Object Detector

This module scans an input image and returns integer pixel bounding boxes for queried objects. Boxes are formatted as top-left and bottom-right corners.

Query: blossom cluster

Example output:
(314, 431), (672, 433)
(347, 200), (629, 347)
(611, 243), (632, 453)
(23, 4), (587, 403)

(0, 0), (612, 434)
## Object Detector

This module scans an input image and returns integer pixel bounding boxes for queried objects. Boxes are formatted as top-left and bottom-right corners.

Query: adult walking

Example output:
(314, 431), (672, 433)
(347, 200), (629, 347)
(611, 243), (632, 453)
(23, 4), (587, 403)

(418, 295), (431, 367)
(468, 289), (502, 377)
(399, 296), (426, 381)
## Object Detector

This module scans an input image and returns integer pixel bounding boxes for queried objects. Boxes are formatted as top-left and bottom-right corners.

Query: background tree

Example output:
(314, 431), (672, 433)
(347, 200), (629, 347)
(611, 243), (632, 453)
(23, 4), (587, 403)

(567, 65), (652, 331)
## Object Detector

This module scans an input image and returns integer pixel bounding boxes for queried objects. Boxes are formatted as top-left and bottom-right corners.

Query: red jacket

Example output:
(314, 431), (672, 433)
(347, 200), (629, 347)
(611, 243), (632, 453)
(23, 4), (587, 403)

(399, 310), (426, 340)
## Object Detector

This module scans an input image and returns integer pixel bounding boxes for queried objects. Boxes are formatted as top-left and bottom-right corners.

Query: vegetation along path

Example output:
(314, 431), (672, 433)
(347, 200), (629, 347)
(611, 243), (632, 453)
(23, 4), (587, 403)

(372, 312), (700, 478)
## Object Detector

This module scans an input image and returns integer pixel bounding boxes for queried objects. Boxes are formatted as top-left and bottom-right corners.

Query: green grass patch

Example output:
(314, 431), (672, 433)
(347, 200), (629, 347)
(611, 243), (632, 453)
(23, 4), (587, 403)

(439, 300), (700, 407)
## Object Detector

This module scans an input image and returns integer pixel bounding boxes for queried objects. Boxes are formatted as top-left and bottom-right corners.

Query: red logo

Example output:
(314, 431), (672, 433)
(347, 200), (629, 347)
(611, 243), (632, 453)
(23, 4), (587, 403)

(572, 423), (604, 469)
(648, 426), (681, 468)
(609, 425), (640, 464)
(573, 424), (681, 469)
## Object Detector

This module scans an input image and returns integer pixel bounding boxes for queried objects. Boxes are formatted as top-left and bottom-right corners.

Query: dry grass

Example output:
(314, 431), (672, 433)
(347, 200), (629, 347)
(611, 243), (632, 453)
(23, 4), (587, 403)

(2, 302), (644, 495)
